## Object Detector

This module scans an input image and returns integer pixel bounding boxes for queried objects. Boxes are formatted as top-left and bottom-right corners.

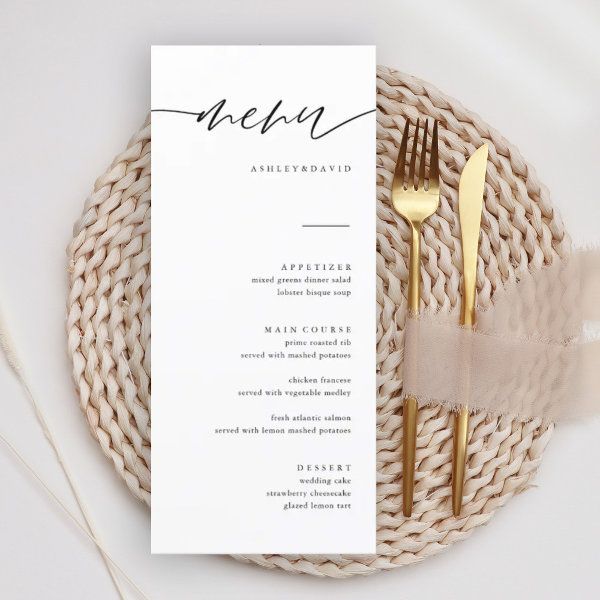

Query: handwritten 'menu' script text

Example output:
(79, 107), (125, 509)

(152, 99), (375, 140)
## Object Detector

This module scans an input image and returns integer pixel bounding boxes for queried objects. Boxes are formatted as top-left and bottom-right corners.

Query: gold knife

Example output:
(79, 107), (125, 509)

(452, 144), (488, 517)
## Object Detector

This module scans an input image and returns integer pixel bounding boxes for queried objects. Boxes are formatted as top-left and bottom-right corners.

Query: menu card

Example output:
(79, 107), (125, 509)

(151, 45), (376, 554)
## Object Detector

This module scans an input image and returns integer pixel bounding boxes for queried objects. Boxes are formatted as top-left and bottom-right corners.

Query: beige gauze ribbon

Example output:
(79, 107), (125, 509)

(403, 248), (600, 423)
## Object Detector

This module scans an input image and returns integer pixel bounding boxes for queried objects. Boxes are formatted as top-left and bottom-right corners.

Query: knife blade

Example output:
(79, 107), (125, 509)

(452, 143), (488, 516)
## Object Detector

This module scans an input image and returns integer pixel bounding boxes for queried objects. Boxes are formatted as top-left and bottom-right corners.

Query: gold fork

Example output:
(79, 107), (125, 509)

(391, 119), (440, 517)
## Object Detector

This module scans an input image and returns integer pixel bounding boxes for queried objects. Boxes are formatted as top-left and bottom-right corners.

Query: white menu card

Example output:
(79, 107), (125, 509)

(151, 45), (376, 554)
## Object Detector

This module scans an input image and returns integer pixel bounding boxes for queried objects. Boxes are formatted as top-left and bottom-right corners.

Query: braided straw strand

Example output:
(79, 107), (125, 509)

(67, 120), (151, 504)
(66, 66), (568, 577)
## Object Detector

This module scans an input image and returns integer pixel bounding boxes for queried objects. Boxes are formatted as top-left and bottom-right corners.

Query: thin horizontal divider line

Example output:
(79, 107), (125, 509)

(302, 224), (350, 228)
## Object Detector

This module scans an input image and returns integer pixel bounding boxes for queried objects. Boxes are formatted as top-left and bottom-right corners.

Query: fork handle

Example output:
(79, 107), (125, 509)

(402, 396), (418, 516)
(452, 408), (469, 516)
(403, 225), (421, 517)
(407, 225), (421, 315)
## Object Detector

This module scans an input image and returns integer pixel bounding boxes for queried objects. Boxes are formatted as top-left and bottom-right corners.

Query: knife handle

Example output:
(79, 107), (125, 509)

(453, 282), (475, 516)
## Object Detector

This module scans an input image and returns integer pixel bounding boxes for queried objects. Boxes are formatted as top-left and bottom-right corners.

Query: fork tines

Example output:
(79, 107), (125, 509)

(394, 118), (439, 194)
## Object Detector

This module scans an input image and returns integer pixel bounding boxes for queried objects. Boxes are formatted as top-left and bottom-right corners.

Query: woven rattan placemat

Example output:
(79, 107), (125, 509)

(66, 66), (568, 577)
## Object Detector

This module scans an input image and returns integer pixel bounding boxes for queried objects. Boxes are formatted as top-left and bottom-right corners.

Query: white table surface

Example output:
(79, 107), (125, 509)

(0, 1), (599, 598)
